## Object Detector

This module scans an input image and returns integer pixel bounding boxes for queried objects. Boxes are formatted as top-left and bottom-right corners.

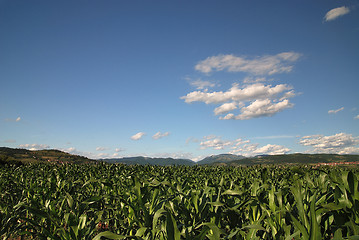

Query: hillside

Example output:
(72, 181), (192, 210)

(101, 156), (195, 166)
(0, 147), (94, 164)
(197, 154), (245, 165)
(1, 147), (359, 166)
(226, 153), (359, 166)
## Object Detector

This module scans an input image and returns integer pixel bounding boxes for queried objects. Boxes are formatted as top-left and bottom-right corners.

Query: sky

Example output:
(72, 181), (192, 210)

(1, 0), (359, 161)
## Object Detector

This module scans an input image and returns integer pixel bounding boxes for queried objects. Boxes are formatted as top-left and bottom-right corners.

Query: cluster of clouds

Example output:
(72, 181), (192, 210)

(195, 135), (291, 157)
(194, 52), (301, 75)
(131, 131), (170, 141)
(181, 52), (300, 120)
(299, 133), (359, 154)
(194, 132), (359, 156)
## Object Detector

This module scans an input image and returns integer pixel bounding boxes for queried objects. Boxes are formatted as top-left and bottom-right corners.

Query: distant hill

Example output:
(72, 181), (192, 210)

(197, 154), (245, 165)
(101, 156), (195, 166)
(0, 147), (94, 164)
(226, 153), (359, 166)
(1, 147), (359, 166)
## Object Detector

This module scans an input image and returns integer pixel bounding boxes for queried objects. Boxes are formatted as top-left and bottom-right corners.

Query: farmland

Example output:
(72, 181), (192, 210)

(1, 163), (359, 239)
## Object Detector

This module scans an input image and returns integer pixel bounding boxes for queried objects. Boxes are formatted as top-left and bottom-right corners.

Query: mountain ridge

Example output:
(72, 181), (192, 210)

(1, 147), (359, 166)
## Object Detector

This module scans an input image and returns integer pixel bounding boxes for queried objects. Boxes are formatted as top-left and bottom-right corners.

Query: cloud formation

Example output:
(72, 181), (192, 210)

(324, 6), (350, 22)
(182, 83), (293, 104)
(198, 135), (290, 156)
(96, 147), (109, 151)
(181, 83), (295, 120)
(152, 131), (170, 140)
(131, 132), (146, 141)
(299, 133), (359, 154)
(200, 136), (233, 150)
(5, 117), (21, 122)
(19, 144), (50, 151)
(195, 52), (301, 75)
(188, 78), (216, 90)
(354, 115), (359, 120)
(328, 107), (344, 114)
(252, 144), (291, 155)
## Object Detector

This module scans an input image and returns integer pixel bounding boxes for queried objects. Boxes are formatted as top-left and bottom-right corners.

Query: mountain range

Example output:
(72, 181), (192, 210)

(1, 147), (359, 166)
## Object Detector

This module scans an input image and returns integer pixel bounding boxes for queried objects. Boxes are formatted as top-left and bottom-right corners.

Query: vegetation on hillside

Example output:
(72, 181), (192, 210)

(0, 147), (94, 164)
(227, 154), (359, 166)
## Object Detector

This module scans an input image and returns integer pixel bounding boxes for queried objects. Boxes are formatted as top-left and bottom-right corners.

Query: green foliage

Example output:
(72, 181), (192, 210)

(1, 163), (359, 239)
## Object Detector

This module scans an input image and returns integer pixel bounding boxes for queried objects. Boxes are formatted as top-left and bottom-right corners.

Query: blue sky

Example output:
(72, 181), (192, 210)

(1, 0), (359, 160)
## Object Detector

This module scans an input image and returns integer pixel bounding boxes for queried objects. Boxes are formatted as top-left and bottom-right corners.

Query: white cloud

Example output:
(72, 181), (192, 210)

(152, 131), (170, 140)
(19, 144), (50, 151)
(252, 144), (291, 155)
(200, 137), (233, 150)
(214, 102), (238, 115)
(181, 83), (293, 104)
(188, 78), (216, 90)
(236, 99), (293, 120)
(354, 115), (359, 120)
(131, 132), (146, 141)
(96, 147), (109, 151)
(243, 77), (268, 83)
(324, 6), (350, 22)
(115, 148), (125, 152)
(299, 133), (359, 154)
(182, 83), (295, 120)
(328, 107), (344, 114)
(16, 117), (21, 122)
(195, 52), (301, 75)
(197, 135), (291, 157)
(220, 113), (236, 120)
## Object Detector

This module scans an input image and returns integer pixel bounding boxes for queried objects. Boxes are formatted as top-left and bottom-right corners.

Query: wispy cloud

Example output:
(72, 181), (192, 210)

(299, 133), (359, 154)
(324, 6), (350, 22)
(195, 52), (301, 75)
(252, 135), (295, 140)
(243, 77), (268, 84)
(354, 115), (359, 120)
(5, 116), (21, 122)
(152, 132), (170, 140)
(96, 147), (109, 151)
(4, 139), (16, 143)
(19, 143), (50, 151)
(328, 107), (344, 114)
(187, 77), (216, 90)
(131, 132), (146, 141)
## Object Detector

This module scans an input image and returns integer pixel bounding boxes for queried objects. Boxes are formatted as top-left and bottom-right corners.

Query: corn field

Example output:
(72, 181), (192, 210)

(1, 163), (359, 239)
